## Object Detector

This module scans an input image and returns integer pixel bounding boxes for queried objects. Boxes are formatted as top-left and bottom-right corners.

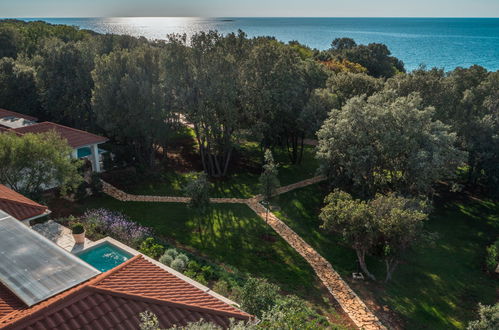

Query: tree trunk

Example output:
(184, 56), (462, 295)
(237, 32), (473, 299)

(222, 146), (233, 177)
(298, 133), (305, 164)
(356, 249), (376, 280)
(384, 259), (398, 282)
(265, 202), (269, 223)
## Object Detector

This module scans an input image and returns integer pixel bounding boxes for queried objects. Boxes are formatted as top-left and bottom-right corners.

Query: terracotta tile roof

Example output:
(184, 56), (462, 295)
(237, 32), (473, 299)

(13, 122), (108, 149)
(0, 255), (252, 329)
(0, 185), (49, 221)
(0, 109), (37, 122)
(0, 284), (24, 322)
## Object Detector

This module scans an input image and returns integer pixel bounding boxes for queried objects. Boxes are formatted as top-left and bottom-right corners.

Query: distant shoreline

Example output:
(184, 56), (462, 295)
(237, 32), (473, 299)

(5, 17), (499, 71)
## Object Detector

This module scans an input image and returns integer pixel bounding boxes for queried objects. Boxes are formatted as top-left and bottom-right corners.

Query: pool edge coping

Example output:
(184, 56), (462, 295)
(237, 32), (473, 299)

(74, 236), (241, 308)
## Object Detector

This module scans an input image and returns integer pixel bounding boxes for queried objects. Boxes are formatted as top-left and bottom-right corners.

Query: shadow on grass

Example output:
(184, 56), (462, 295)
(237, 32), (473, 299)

(274, 184), (499, 329)
(125, 144), (320, 199)
(79, 195), (322, 298)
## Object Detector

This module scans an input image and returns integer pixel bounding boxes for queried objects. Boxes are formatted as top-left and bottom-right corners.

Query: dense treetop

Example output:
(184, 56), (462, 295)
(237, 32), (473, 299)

(0, 20), (497, 195)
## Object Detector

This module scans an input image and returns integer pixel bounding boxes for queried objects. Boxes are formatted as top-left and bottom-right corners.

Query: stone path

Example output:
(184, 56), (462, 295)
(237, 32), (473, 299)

(246, 201), (385, 330)
(101, 176), (385, 329)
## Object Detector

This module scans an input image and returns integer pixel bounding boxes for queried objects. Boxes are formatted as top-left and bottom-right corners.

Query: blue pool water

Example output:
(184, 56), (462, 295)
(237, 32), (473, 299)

(15, 17), (499, 71)
(77, 243), (133, 272)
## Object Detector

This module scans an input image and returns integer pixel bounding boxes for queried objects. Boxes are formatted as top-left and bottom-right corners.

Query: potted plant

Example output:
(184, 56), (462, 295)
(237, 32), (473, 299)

(71, 223), (86, 244)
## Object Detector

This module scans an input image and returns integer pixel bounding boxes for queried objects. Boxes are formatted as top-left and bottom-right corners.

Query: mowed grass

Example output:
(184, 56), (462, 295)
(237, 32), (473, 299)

(273, 184), (499, 329)
(129, 143), (319, 198)
(79, 195), (321, 298)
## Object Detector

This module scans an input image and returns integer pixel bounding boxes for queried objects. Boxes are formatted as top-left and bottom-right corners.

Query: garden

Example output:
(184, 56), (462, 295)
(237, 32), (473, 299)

(272, 183), (499, 329)
(69, 195), (351, 328)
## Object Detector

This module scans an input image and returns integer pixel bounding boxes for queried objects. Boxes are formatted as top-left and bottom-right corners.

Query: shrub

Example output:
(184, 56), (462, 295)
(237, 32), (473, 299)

(159, 253), (173, 266)
(74, 181), (90, 200)
(71, 223), (85, 234)
(194, 274), (208, 286)
(201, 265), (217, 281)
(176, 253), (189, 264)
(485, 240), (499, 272)
(259, 295), (329, 329)
(212, 279), (231, 297)
(165, 248), (179, 259)
(187, 260), (201, 273)
(139, 237), (165, 259)
(238, 277), (280, 318)
(80, 209), (152, 247)
(171, 259), (186, 272)
(468, 303), (499, 329)
(89, 172), (103, 194)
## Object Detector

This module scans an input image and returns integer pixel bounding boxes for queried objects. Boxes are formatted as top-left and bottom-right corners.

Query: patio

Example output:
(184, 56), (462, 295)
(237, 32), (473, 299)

(31, 220), (93, 253)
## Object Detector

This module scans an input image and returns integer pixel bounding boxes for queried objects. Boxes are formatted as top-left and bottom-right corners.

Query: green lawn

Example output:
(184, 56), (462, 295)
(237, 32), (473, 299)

(128, 143), (319, 198)
(273, 184), (499, 329)
(79, 195), (322, 299)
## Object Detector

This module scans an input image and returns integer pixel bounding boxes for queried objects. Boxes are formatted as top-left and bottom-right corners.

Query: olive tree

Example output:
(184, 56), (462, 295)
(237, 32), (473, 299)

(316, 90), (466, 198)
(370, 194), (430, 282)
(320, 190), (429, 281)
(320, 189), (378, 280)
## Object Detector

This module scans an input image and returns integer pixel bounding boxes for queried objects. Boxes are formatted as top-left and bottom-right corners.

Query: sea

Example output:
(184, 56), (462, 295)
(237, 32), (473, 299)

(16, 17), (499, 71)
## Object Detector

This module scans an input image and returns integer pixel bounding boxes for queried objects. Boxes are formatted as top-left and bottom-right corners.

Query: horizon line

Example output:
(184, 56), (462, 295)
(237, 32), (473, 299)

(3, 16), (499, 19)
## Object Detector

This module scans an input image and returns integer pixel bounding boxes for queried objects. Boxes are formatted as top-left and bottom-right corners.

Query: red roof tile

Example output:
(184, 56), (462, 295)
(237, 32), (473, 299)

(14, 122), (108, 149)
(0, 256), (252, 329)
(0, 109), (37, 122)
(0, 284), (24, 322)
(0, 185), (49, 221)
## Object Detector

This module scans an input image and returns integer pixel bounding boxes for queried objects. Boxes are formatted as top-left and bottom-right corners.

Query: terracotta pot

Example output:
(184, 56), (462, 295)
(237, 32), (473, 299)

(73, 230), (86, 244)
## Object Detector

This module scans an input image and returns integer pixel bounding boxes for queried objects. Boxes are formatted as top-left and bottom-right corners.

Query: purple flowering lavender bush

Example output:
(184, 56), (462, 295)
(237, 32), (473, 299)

(80, 209), (152, 248)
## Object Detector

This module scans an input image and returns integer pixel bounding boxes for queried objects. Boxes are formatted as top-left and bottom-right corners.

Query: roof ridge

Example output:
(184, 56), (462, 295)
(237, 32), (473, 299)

(0, 197), (47, 212)
(88, 286), (250, 320)
(34, 121), (107, 139)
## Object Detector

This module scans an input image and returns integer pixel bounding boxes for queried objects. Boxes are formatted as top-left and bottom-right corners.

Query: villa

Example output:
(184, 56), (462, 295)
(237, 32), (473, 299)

(0, 208), (252, 329)
(0, 184), (50, 225)
(0, 109), (108, 173)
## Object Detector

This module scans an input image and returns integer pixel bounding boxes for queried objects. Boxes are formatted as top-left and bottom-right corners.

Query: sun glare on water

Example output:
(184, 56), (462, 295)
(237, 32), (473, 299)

(96, 17), (220, 40)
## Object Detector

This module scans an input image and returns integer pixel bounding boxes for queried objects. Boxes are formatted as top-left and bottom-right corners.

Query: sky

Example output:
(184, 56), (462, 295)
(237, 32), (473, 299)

(0, 0), (498, 18)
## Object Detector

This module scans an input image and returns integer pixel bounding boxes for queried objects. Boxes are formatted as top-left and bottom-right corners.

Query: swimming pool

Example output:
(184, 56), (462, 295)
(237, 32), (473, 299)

(77, 242), (133, 272)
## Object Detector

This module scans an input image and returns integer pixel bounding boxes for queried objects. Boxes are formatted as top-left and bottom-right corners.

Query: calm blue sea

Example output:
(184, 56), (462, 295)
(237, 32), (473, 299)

(17, 17), (499, 71)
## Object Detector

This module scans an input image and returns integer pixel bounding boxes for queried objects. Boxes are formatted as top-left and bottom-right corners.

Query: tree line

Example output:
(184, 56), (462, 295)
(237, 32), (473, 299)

(1, 20), (496, 191)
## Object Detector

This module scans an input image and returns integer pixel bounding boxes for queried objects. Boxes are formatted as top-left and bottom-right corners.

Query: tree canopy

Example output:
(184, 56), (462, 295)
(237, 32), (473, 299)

(316, 90), (466, 198)
(92, 45), (171, 166)
(320, 190), (429, 281)
(0, 131), (82, 198)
